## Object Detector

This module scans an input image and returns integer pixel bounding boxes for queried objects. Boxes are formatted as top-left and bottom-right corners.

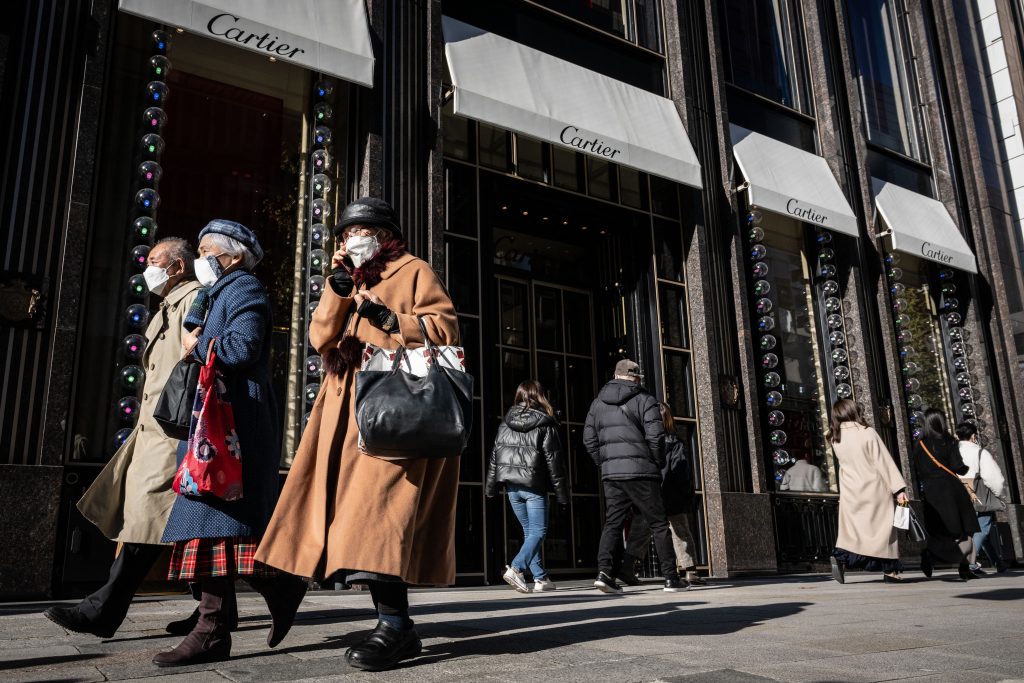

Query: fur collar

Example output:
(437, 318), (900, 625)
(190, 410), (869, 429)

(352, 239), (406, 289)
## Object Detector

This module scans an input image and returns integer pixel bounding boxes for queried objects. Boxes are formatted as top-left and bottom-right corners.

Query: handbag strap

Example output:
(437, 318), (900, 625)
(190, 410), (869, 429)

(919, 440), (979, 501)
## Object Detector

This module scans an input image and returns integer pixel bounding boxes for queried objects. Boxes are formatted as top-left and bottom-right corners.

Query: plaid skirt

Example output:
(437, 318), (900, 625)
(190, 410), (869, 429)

(167, 536), (274, 580)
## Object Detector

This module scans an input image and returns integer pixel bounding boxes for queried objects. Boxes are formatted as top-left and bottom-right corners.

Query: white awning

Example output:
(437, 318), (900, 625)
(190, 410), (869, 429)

(441, 17), (702, 188)
(872, 178), (978, 274)
(119, 0), (375, 87)
(730, 125), (859, 237)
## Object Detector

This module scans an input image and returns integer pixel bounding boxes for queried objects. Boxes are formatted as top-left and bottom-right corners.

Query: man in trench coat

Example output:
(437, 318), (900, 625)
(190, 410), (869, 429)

(45, 238), (202, 638)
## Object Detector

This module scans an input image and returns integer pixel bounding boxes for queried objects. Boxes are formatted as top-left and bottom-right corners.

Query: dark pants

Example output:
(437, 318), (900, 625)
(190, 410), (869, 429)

(368, 581), (409, 618)
(598, 479), (677, 579)
(77, 543), (163, 629)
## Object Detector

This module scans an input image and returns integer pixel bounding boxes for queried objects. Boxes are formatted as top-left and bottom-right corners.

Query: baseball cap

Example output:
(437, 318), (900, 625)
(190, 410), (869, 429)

(614, 359), (644, 379)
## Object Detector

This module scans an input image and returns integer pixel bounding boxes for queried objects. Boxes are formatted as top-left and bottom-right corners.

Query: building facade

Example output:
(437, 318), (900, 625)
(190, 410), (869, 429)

(2, 0), (1024, 597)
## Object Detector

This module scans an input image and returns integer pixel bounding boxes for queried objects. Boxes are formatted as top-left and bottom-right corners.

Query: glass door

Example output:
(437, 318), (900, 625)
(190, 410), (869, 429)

(495, 276), (600, 574)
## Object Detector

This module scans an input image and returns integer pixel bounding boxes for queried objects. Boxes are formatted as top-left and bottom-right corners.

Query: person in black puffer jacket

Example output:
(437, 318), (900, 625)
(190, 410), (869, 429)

(584, 359), (685, 594)
(486, 380), (569, 593)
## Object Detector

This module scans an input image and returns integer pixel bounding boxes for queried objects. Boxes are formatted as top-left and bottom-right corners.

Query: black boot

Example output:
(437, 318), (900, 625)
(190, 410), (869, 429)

(248, 572), (308, 648)
(43, 606), (116, 639)
(153, 579), (233, 666)
(166, 589), (238, 635)
(345, 620), (422, 671)
(920, 551), (933, 578)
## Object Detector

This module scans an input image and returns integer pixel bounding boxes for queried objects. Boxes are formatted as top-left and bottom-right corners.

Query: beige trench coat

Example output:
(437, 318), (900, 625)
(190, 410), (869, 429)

(256, 253), (461, 586)
(833, 422), (907, 559)
(78, 280), (201, 546)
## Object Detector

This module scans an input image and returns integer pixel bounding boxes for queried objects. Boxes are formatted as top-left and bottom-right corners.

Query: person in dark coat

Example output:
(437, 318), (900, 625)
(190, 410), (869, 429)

(154, 220), (305, 667)
(583, 359), (686, 593)
(486, 380), (570, 593)
(913, 408), (981, 582)
(618, 401), (704, 588)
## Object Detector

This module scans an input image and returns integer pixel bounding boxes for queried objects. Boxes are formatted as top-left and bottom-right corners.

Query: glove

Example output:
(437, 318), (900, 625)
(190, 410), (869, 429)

(357, 298), (399, 333)
(329, 267), (354, 297)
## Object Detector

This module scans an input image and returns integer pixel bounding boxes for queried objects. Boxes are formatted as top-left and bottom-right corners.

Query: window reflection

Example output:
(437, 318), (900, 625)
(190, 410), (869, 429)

(722, 0), (809, 111)
(846, 0), (925, 159)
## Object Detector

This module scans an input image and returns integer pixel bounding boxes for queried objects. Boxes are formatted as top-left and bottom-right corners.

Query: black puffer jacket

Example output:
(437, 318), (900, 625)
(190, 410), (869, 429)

(583, 379), (665, 481)
(485, 405), (570, 504)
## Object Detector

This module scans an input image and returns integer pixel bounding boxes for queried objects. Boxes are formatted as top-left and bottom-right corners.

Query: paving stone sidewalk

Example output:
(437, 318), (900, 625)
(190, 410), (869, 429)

(1, 571), (1023, 683)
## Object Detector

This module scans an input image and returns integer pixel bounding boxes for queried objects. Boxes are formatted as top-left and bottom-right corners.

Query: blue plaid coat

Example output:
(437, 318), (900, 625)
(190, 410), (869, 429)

(162, 269), (281, 542)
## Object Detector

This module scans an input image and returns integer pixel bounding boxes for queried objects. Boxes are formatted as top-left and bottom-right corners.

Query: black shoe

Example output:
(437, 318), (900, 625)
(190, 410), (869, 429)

(920, 552), (933, 578)
(664, 577), (689, 592)
(830, 557), (845, 585)
(594, 571), (623, 594)
(882, 573), (903, 584)
(958, 562), (975, 581)
(996, 562), (1010, 574)
(970, 565), (988, 577)
(615, 567), (642, 587)
(43, 606), (116, 639)
(344, 621), (422, 672)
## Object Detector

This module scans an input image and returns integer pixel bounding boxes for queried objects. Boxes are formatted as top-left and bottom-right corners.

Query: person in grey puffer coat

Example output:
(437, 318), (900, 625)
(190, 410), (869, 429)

(487, 380), (569, 593)
(584, 359), (685, 593)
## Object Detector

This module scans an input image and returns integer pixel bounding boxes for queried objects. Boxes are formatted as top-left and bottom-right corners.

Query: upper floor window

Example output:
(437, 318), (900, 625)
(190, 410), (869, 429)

(721, 0), (811, 112)
(533, 0), (663, 51)
(846, 0), (927, 160)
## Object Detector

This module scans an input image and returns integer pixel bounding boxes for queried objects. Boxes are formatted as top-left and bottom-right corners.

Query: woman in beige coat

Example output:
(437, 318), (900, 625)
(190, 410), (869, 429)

(256, 198), (460, 672)
(828, 399), (909, 583)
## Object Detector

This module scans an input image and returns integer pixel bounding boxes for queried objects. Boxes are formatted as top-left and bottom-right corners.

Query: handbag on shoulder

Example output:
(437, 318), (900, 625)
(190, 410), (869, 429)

(969, 474), (1006, 513)
(172, 340), (244, 500)
(356, 317), (473, 458)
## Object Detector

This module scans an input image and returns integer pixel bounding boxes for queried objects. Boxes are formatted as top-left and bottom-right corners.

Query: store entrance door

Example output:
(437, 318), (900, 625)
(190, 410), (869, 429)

(494, 274), (602, 574)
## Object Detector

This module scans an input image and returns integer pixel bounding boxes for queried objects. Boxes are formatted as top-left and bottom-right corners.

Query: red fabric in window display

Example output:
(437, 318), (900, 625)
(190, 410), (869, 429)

(172, 344), (243, 501)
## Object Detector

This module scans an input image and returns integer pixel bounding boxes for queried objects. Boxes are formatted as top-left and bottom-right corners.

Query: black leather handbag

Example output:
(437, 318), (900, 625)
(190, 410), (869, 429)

(153, 358), (200, 440)
(907, 506), (927, 543)
(355, 318), (474, 458)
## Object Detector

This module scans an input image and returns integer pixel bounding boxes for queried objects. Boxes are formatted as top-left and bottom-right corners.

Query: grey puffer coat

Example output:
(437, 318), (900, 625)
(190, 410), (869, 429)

(583, 379), (665, 481)
(485, 405), (570, 504)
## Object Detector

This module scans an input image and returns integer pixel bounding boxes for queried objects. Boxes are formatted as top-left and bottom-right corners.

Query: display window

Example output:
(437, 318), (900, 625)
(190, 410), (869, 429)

(69, 15), (347, 465)
(742, 212), (855, 494)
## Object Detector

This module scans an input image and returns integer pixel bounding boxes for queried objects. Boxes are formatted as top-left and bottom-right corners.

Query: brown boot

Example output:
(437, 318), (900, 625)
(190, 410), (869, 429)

(153, 579), (233, 667)
(248, 572), (308, 648)
(165, 590), (238, 635)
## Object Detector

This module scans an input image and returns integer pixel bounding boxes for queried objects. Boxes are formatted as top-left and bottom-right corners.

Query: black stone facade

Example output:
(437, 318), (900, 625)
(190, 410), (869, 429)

(2, 0), (1024, 597)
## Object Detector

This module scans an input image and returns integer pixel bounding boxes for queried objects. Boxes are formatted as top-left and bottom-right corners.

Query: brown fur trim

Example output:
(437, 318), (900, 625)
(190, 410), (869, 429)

(352, 239), (406, 288)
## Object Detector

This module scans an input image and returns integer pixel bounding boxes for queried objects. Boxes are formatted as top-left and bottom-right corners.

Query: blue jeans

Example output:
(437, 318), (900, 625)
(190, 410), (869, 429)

(974, 512), (1003, 565)
(507, 485), (548, 580)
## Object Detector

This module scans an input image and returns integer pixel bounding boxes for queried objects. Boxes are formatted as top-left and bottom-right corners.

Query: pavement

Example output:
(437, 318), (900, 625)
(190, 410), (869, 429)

(1, 570), (1023, 683)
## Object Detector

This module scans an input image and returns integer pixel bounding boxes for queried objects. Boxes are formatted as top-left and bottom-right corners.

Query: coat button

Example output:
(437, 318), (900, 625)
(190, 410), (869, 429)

(139, 425), (145, 432)
(336, 386), (342, 396)
(159, 333), (166, 340)
(150, 363), (156, 370)
(144, 393), (149, 400)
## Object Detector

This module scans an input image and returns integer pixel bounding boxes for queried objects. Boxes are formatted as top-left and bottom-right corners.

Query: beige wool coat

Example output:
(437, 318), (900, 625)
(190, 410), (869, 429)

(78, 280), (202, 546)
(832, 422), (908, 559)
(255, 253), (461, 586)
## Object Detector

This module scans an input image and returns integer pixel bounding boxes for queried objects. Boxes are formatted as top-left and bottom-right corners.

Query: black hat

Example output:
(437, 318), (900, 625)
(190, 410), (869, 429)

(334, 197), (403, 240)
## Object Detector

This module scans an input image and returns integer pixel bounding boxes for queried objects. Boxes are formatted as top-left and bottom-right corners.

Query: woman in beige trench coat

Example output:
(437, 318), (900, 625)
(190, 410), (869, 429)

(828, 399), (909, 584)
(256, 198), (460, 672)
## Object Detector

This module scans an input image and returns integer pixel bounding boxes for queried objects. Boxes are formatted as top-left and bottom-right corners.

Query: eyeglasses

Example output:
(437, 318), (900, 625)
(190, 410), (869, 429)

(342, 226), (378, 239)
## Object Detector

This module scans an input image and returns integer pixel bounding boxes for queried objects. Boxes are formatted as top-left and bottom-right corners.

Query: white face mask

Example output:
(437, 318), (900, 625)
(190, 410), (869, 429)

(143, 264), (170, 295)
(194, 254), (225, 287)
(345, 234), (380, 268)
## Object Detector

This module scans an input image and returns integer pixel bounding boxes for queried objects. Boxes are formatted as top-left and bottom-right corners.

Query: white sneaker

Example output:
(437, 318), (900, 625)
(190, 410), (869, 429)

(502, 565), (531, 593)
(533, 578), (556, 592)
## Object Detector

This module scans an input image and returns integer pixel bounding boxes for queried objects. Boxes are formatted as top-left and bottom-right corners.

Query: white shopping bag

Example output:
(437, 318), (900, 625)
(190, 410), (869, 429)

(893, 504), (910, 530)
(359, 343), (466, 377)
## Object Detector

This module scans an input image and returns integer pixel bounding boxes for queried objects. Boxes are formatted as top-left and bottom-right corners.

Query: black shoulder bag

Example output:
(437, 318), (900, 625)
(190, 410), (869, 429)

(355, 317), (474, 458)
(153, 357), (201, 440)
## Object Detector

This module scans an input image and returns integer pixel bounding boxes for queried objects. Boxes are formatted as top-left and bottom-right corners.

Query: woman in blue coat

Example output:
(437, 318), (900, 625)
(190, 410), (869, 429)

(154, 220), (305, 667)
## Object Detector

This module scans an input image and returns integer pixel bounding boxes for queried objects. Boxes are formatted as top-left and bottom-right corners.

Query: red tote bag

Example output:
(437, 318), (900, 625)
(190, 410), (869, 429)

(172, 340), (243, 501)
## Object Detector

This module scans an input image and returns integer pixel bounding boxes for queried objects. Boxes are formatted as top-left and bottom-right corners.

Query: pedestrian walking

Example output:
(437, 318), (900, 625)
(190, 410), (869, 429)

(956, 422), (1008, 575)
(255, 198), (462, 671)
(914, 409), (981, 582)
(44, 239), (204, 638)
(584, 359), (687, 593)
(826, 399), (909, 584)
(486, 380), (570, 594)
(617, 401), (705, 588)
(153, 221), (306, 667)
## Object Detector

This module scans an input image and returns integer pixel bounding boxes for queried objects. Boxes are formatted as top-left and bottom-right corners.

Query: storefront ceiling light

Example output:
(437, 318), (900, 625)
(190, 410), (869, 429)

(521, 211), (528, 216)
(268, 56), (277, 62)
(562, 220), (568, 225)
(175, 27), (184, 33)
